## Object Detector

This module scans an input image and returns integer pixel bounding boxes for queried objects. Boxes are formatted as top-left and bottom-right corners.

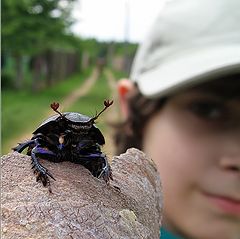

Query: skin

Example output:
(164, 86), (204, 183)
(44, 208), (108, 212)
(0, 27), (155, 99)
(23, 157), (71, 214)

(118, 79), (240, 239)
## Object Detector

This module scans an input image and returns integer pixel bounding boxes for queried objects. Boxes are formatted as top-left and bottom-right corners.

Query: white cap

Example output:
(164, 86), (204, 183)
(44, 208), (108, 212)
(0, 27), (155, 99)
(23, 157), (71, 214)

(130, 0), (240, 98)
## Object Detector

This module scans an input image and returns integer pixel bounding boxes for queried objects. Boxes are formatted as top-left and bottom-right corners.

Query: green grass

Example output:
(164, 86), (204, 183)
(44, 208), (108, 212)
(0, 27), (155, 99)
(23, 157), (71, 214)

(111, 68), (129, 80)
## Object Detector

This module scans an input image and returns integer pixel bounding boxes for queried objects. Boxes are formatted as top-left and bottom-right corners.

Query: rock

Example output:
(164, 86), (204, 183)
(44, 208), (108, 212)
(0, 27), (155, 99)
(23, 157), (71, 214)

(1, 148), (163, 239)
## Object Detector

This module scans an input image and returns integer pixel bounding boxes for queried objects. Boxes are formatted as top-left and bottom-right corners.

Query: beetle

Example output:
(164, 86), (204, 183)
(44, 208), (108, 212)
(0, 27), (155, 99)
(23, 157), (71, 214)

(13, 100), (113, 191)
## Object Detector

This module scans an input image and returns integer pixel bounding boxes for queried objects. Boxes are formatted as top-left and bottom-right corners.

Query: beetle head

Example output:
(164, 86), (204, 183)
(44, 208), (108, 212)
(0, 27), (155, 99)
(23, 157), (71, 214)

(50, 100), (113, 127)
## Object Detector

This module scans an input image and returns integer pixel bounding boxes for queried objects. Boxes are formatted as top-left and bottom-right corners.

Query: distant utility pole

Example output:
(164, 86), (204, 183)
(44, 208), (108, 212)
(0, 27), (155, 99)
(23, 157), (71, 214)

(124, 0), (131, 74)
(124, 0), (130, 43)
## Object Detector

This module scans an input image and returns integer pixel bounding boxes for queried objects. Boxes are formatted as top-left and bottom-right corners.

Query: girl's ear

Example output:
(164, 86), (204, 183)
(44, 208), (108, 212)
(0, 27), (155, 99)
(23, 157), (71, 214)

(117, 79), (135, 119)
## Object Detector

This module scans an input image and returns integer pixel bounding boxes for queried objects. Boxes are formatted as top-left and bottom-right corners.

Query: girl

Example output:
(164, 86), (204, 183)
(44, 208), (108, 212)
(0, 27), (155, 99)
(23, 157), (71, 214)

(114, 0), (240, 238)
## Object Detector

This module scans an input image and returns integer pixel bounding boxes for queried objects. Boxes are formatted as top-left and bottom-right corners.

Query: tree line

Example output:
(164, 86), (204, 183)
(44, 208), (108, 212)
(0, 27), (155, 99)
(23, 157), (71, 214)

(2, 0), (138, 91)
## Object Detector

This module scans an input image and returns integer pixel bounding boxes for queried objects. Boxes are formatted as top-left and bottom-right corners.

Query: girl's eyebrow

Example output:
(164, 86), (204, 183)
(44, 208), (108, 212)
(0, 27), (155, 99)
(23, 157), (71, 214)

(174, 91), (240, 120)
(173, 90), (239, 107)
(179, 90), (240, 112)
(187, 83), (240, 100)
(177, 89), (224, 99)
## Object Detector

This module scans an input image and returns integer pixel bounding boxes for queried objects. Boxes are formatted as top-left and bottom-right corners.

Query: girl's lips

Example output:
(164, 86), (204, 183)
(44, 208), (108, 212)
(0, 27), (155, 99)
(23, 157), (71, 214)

(204, 192), (240, 216)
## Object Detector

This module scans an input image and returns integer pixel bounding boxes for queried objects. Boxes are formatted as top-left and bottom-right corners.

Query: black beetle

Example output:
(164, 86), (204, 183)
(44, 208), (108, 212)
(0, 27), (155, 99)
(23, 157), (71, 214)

(13, 100), (113, 191)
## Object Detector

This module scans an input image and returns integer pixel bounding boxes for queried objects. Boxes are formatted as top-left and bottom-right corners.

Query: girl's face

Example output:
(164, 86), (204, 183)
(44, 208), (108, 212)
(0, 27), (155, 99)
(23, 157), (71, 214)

(142, 87), (240, 239)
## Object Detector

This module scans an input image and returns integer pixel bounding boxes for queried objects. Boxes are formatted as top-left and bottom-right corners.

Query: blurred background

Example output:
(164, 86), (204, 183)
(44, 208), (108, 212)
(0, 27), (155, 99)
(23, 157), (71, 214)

(1, 0), (164, 156)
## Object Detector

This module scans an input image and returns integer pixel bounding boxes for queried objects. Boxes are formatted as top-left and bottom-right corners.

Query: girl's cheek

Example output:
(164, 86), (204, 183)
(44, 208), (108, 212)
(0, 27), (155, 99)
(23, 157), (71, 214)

(142, 107), (214, 187)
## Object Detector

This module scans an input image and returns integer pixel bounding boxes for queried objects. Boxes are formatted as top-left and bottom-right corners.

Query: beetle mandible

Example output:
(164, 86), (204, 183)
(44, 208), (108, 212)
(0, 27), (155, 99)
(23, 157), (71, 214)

(13, 100), (113, 190)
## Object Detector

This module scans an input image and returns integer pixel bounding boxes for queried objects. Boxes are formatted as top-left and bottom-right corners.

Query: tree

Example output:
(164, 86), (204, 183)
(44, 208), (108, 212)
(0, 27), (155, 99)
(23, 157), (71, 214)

(2, 0), (76, 90)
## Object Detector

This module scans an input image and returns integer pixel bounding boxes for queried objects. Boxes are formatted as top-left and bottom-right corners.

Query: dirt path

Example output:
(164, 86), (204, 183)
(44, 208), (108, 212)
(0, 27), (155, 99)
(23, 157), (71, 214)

(48, 67), (99, 113)
(6, 68), (100, 152)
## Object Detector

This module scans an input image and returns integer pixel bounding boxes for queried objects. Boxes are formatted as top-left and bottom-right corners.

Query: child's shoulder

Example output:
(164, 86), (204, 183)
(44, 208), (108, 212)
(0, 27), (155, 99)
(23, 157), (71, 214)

(160, 227), (185, 239)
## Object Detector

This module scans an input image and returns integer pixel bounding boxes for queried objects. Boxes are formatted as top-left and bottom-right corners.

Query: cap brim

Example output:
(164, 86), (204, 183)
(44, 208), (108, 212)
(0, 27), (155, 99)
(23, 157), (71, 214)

(135, 45), (240, 98)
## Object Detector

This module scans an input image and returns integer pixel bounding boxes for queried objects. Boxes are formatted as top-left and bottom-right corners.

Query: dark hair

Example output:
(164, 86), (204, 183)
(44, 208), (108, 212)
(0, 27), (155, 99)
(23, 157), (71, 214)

(114, 87), (167, 155)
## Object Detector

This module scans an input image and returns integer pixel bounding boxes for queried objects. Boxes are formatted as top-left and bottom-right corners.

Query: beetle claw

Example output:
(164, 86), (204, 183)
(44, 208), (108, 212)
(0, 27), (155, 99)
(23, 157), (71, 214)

(98, 164), (113, 185)
(46, 171), (56, 181)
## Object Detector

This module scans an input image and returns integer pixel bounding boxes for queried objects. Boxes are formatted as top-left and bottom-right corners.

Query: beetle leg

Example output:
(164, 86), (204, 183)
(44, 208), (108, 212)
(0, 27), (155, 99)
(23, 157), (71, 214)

(12, 139), (35, 153)
(97, 153), (113, 185)
(76, 152), (113, 184)
(31, 146), (56, 189)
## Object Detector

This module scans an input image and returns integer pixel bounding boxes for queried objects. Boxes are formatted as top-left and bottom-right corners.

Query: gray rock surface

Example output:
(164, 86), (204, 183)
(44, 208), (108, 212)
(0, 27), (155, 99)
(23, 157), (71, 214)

(1, 148), (162, 239)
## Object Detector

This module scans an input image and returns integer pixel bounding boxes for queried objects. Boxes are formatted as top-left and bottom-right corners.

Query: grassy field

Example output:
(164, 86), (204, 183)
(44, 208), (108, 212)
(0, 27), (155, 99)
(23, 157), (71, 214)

(2, 67), (121, 155)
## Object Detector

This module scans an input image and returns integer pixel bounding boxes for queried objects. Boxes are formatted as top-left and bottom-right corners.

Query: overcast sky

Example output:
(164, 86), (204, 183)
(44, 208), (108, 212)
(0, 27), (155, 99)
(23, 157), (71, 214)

(71, 0), (166, 43)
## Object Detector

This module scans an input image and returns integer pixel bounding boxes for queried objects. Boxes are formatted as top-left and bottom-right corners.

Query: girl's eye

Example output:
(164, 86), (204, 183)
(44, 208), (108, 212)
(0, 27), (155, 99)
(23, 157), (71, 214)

(188, 101), (225, 120)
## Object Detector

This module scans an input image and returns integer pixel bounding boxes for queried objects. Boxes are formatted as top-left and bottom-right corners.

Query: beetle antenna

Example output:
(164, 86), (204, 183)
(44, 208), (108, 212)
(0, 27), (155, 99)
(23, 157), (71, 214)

(50, 102), (64, 117)
(91, 100), (113, 122)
